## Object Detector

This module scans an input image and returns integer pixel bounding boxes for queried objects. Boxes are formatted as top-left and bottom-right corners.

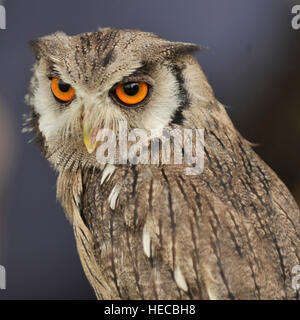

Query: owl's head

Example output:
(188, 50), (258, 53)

(26, 28), (215, 171)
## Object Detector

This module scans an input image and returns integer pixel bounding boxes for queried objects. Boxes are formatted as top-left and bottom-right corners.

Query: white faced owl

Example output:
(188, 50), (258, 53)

(25, 28), (300, 300)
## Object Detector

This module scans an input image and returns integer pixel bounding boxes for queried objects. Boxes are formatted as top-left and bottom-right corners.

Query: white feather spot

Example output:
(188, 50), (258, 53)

(174, 266), (188, 292)
(100, 164), (115, 186)
(108, 184), (121, 210)
(207, 287), (218, 300)
(143, 225), (151, 258)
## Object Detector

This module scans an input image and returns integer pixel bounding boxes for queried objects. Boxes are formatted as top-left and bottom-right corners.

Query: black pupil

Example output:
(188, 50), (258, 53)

(123, 82), (139, 96)
(58, 80), (70, 92)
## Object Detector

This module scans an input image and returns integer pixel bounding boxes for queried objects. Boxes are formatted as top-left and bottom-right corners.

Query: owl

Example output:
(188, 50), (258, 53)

(25, 28), (300, 300)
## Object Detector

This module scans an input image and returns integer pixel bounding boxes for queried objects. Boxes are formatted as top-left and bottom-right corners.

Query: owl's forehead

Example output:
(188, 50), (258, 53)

(33, 28), (198, 90)
(45, 29), (161, 89)
(69, 29), (151, 68)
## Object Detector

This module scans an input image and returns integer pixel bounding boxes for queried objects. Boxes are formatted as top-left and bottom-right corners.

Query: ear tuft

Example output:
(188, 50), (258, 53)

(158, 41), (207, 60)
(171, 42), (202, 54)
(29, 32), (68, 60)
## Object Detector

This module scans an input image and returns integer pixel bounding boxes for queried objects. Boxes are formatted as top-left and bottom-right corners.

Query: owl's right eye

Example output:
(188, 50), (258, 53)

(113, 82), (149, 106)
(51, 77), (75, 102)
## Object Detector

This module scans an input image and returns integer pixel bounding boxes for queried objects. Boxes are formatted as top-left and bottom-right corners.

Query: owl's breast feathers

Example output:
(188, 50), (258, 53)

(57, 130), (300, 300)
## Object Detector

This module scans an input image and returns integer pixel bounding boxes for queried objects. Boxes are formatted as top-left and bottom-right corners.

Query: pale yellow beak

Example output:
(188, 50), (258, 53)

(82, 121), (100, 154)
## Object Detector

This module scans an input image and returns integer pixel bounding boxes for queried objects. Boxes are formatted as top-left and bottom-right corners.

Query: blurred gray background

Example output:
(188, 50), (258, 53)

(0, 0), (299, 299)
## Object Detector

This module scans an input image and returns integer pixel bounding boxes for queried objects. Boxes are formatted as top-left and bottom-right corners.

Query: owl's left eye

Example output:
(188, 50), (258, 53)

(112, 81), (149, 106)
(51, 77), (75, 102)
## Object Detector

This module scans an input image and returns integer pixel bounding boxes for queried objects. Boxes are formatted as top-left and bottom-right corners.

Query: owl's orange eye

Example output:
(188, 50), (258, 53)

(51, 77), (75, 102)
(115, 82), (149, 105)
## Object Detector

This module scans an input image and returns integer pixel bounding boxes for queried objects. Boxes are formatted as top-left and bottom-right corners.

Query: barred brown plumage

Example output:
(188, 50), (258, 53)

(26, 27), (300, 299)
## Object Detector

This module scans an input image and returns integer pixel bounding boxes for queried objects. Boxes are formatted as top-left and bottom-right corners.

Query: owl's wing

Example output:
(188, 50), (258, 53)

(140, 166), (300, 299)
(58, 131), (300, 300)
(137, 135), (300, 300)
(57, 169), (116, 300)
